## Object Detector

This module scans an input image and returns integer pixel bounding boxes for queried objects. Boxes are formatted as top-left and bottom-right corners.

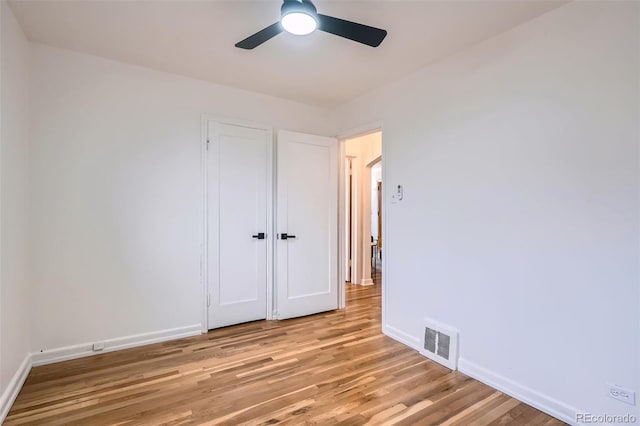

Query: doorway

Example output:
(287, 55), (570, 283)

(371, 162), (382, 284)
(340, 130), (383, 307)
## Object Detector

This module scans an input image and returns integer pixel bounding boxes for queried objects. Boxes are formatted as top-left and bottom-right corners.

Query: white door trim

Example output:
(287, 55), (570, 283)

(201, 115), (275, 333)
(336, 122), (384, 312)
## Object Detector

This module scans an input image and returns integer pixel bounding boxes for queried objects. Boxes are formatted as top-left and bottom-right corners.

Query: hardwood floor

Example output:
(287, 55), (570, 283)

(6, 282), (565, 425)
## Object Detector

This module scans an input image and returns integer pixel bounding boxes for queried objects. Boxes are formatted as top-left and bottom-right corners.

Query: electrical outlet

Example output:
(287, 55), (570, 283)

(607, 384), (636, 405)
(92, 342), (105, 351)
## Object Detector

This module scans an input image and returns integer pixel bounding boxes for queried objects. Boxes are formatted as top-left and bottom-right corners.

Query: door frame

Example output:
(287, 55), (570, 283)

(344, 156), (354, 283)
(201, 115), (275, 333)
(337, 122), (384, 311)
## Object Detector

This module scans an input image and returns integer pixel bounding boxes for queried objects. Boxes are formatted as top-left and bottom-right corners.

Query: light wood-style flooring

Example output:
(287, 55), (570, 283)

(6, 281), (565, 425)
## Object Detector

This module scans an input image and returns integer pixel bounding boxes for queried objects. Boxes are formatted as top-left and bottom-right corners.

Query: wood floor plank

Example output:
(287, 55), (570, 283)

(5, 279), (566, 425)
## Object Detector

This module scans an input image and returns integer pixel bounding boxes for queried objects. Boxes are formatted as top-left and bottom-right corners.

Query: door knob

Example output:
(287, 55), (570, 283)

(252, 232), (266, 240)
(280, 233), (296, 240)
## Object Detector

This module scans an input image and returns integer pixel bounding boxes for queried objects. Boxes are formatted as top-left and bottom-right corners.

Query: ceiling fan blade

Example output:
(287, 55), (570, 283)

(235, 22), (283, 50)
(317, 14), (387, 47)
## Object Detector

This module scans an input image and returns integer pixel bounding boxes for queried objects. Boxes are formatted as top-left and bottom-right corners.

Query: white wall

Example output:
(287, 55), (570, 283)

(0, 0), (31, 410)
(333, 1), (639, 422)
(28, 44), (332, 353)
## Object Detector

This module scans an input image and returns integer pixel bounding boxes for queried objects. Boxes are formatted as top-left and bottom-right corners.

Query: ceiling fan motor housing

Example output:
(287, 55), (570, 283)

(281, 0), (318, 20)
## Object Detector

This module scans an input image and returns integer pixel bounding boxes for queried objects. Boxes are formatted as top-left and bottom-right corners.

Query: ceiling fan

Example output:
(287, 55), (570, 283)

(235, 0), (388, 50)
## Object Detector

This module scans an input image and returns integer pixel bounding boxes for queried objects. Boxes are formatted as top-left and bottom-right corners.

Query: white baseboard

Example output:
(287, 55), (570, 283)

(381, 323), (578, 425)
(382, 324), (421, 351)
(31, 324), (203, 367)
(360, 278), (374, 286)
(458, 358), (579, 425)
(1, 325), (202, 422)
(0, 354), (32, 424)
(3, 323), (579, 426)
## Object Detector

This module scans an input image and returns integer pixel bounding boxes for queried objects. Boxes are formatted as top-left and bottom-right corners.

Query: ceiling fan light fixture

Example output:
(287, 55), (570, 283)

(281, 12), (317, 35)
(280, 0), (318, 36)
(235, 0), (387, 50)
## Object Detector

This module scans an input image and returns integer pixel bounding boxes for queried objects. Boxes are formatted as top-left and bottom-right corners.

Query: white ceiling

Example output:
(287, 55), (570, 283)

(9, 0), (567, 107)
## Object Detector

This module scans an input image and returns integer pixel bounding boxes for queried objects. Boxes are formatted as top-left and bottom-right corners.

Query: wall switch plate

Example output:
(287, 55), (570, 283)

(391, 184), (403, 203)
(607, 384), (636, 405)
(92, 342), (105, 351)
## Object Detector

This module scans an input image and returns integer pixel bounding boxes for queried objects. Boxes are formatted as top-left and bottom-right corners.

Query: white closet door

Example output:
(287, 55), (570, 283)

(208, 122), (269, 329)
(276, 130), (338, 319)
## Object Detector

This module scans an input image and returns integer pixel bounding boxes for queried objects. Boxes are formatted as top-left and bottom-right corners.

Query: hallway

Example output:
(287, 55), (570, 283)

(7, 285), (564, 425)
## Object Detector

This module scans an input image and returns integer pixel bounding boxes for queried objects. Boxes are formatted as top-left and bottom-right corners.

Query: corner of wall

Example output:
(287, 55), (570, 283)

(0, 354), (32, 424)
(0, 1), (34, 421)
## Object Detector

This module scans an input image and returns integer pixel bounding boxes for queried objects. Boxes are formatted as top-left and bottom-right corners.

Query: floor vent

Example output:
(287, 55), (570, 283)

(421, 319), (459, 370)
